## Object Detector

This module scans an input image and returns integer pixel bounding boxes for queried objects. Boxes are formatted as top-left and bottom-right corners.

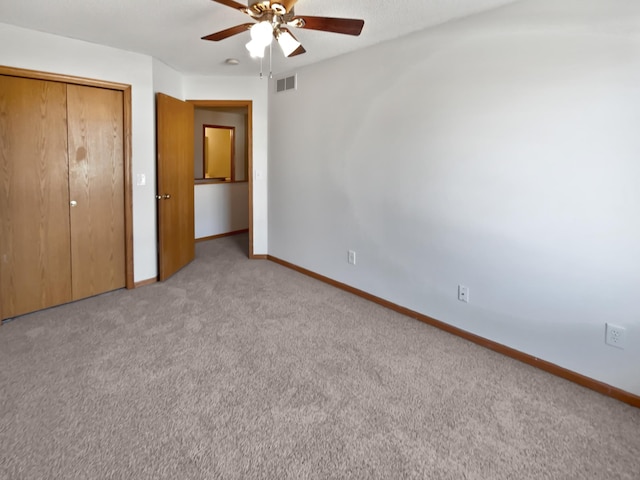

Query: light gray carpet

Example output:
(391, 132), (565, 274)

(1, 233), (639, 480)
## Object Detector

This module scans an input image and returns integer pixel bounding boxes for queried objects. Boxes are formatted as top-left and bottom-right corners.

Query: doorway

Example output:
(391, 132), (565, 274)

(190, 100), (254, 257)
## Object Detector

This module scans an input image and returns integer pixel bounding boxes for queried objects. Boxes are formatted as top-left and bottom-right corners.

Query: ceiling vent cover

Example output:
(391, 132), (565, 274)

(276, 74), (297, 93)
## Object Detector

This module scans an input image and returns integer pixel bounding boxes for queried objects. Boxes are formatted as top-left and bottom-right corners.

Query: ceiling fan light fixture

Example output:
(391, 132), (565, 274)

(250, 21), (274, 47)
(245, 39), (266, 58)
(275, 29), (301, 57)
(204, 0), (366, 63)
(271, 3), (286, 15)
(250, 0), (271, 14)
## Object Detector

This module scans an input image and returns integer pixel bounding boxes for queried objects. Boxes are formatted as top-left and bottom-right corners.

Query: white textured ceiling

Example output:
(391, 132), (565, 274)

(0, 0), (520, 76)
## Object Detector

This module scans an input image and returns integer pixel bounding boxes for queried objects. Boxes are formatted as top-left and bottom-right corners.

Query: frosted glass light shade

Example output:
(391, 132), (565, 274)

(245, 40), (265, 58)
(250, 21), (273, 47)
(276, 29), (301, 57)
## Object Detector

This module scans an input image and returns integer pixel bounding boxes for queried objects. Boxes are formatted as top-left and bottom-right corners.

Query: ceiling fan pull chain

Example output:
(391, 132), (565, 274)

(269, 42), (273, 79)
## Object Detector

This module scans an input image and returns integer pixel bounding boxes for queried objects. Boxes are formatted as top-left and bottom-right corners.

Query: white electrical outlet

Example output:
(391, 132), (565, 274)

(348, 250), (356, 265)
(458, 285), (469, 303)
(605, 323), (626, 349)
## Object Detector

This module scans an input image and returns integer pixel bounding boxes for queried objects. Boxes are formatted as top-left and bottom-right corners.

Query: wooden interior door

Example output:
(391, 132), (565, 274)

(67, 84), (126, 300)
(0, 75), (72, 319)
(156, 93), (195, 280)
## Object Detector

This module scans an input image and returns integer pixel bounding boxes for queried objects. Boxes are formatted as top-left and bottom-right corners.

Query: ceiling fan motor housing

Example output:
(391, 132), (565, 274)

(248, 1), (294, 22)
(249, 1), (283, 14)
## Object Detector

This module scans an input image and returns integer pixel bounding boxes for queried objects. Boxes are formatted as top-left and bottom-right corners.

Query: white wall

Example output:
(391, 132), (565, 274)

(267, 0), (640, 395)
(0, 22), (157, 283)
(152, 58), (184, 100)
(195, 183), (249, 239)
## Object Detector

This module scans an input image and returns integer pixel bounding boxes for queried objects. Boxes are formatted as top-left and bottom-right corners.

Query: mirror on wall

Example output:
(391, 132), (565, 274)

(194, 106), (248, 183)
(203, 125), (234, 181)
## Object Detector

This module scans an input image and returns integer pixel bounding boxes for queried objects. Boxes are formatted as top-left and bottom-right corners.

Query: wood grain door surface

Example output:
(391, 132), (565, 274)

(156, 93), (195, 281)
(67, 84), (126, 301)
(0, 76), (126, 320)
(0, 75), (72, 319)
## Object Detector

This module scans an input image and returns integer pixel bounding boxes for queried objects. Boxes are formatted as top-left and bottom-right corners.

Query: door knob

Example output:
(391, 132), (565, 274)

(70, 200), (78, 207)
(163, 194), (171, 200)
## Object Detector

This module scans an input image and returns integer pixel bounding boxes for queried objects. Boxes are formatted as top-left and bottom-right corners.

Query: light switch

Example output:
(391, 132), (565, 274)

(136, 174), (146, 186)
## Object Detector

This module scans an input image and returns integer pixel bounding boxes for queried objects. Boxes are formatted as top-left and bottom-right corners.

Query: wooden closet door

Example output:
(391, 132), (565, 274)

(67, 85), (125, 301)
(0, 75), (72, 319)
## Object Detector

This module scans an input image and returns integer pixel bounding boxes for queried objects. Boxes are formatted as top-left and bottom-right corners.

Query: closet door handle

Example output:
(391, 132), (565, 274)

(155, 194), (172, 200)
(70, 200), (78, 207)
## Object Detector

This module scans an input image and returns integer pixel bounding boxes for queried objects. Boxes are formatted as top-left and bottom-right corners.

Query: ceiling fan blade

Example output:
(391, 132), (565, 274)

(201, 23), (254, 41)
(289, 44), (306, 57)
(211, 0), (250, 13)
(288, 41), (307, 58)
(292, 16), (364, 36)
(276, 27), (306, 57)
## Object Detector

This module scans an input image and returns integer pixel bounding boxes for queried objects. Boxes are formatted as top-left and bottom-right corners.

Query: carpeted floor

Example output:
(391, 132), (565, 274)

(1, 233), (639, 479)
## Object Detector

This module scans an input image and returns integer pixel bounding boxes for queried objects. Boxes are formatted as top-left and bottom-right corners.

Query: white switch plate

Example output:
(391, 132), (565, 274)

(136, 173), (146, 186)
(458, 285), (469, 303)
(348, 250), (356, 265)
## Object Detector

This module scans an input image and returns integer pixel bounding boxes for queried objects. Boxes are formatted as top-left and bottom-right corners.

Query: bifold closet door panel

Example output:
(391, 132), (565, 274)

(67, 84), (125, 301)
(0, 75), (72, 319)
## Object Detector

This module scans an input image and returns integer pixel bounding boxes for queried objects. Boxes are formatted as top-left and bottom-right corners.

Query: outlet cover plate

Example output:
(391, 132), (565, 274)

(605, 323), (626, 349)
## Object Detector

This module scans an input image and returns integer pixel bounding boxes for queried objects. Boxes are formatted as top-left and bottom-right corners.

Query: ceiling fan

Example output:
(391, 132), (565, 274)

(202, 0), (365, 58)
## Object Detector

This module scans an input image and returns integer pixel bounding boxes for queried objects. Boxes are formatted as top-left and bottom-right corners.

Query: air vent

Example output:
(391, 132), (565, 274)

(276, 74), (297, 93)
